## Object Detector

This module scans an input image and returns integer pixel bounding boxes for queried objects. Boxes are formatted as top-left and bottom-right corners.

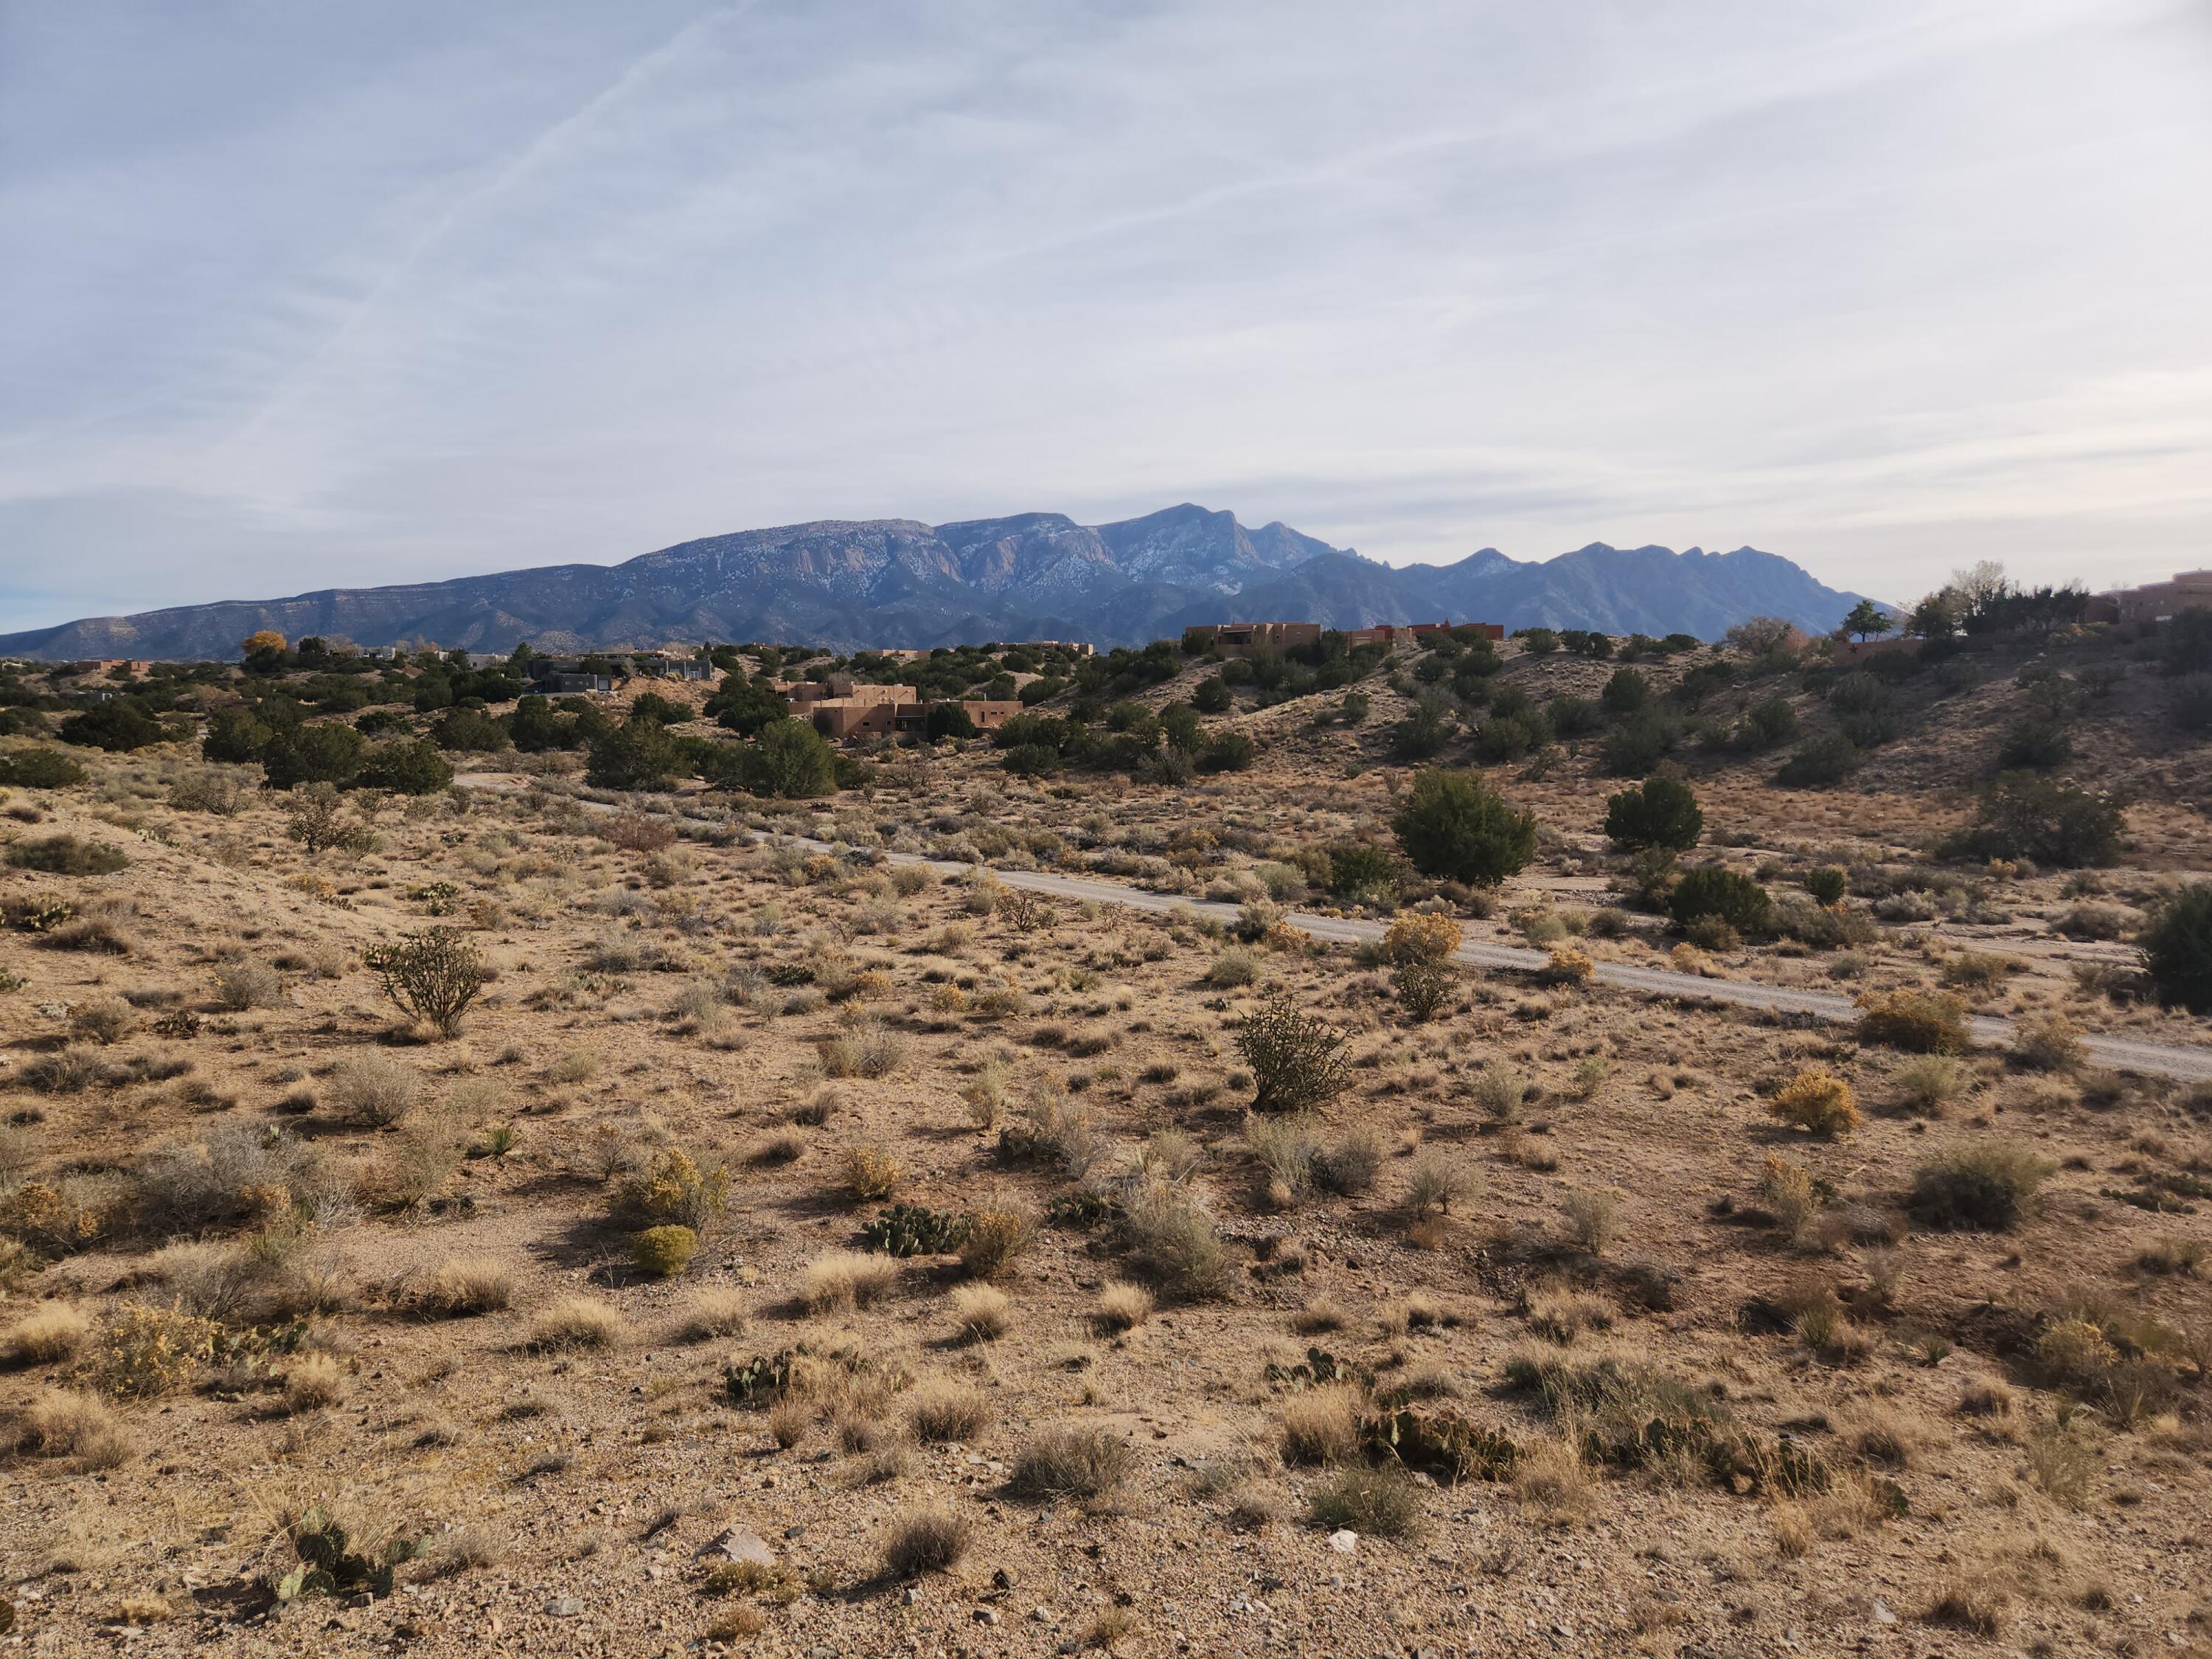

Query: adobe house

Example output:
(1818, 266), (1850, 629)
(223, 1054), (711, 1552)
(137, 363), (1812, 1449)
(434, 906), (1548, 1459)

(2093, 571), (2212, 625)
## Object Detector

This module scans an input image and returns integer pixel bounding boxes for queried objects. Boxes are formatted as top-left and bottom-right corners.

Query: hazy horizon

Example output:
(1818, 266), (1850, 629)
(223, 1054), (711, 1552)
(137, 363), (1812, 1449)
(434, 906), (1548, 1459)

(6, 1), (2208, 633)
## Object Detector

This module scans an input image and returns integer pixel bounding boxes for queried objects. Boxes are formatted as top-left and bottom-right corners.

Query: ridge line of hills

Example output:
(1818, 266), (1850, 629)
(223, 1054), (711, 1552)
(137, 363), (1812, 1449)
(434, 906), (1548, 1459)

(0, 501), (1879, 660)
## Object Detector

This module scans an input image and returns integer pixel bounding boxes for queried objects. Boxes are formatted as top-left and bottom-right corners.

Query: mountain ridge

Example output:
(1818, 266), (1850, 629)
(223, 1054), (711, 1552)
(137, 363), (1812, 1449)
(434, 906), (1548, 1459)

(0, 505), (1879, 658)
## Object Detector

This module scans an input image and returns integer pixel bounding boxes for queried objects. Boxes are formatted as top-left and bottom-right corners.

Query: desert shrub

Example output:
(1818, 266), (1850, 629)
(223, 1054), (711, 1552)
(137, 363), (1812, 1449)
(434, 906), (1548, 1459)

(135, 1121), (313, 1233)
(1775, 735), (1860, 788)
(1667, 866), (1771, 934)
(1893, 1055), (1971, 1113)
(1327, 843), (1395, 897)
(1391, 955), (1454, 1020)
(1945, 773), (2122, 868)
(2139, 881), (2212, 1014)
(215, 959), (284, 1012)
(1734, 697), (1798, 751)
(1548, 695), (1601, 737)
(282, 783), (376, 855)
(1009, 1425), (1134, 1500)
(1309, 1465), (1422, 1539)
(1560, 1187), (1621, 1254)
(737, 719), (838, 799)
(1237, 993), (1349, 1113)
(1600, 667), (1651, 715)
(1910, 1142), (2054, 1231)
(614, 1147), (730, 1231)
(329, 1054), (422, 1126)
(355, 740), (453, 795)
(167, 769), (245, 813)
(881, 1504), (971, 1576)
(1381, 911), (1461, 964)
(816, 1023), (908, 1079)
(66, 994), (136, 1045)
(1767, 1068), (1858, 1135)
(1803, 866), (1848, 905)
(361, 930), (485, 1037)
(1403, 1150), (1477, 1217)
(0, 748), (87, 789)
(633, 1225), (698, 1278)
(1391, 768), (1536, 888)
(1997, 717), (2071, 771)
(2008, 1013), (2084, 1072)
(1205, 945), (1260, 988)
(58, 699), (165, 751)
(1854, 988), (1969, 1054)
(1599, 715), (1676, 777)
(6, 834), (128, 875)
(957, 1207), (1029, 1280)
(604, 811), (677, 853)
(840, 1143), (902, 1201)
(1121, 1183), (1230, 1300)
(87, 1301), (221, 1398)
(1312, 1124), (1388, 1197)
(1602, 774), (1702, 851)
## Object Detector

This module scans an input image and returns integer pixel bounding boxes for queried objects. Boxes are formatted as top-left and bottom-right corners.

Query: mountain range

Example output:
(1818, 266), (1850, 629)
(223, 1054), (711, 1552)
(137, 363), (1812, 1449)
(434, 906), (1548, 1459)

(0, 504), (1879, 659)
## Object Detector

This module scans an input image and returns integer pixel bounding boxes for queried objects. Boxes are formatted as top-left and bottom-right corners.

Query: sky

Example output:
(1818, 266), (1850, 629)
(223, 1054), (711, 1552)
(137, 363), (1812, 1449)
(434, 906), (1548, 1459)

(4, 0), (2210, 633)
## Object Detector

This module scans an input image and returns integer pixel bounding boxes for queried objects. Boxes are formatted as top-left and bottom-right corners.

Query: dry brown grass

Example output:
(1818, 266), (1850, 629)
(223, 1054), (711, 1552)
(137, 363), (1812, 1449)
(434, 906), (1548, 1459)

(12, 1388), (133, 1467)
(908, 1380), (993, 1444)
(804, 1249), (900, 1313)
(2, 1302), (90, 1366)
(528, 1295), (625, 1351)
(1094, 1281), (1153, 1332)
(947, 1282), (1012, 1341)
(420, 1256), (513, 1318)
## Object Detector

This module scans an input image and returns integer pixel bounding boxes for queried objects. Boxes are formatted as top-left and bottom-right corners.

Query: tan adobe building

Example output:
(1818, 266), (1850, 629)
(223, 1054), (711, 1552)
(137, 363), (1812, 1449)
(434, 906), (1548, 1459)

(773, 678), (1020, 741)
(2092, 571), (2212, 625)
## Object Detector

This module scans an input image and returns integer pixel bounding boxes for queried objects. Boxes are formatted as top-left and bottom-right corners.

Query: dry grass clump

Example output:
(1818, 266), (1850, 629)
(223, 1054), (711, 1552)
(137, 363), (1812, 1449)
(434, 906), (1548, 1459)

(1854, 988), (1970, 1054)
(528, 1295), (625, 1351)
(1767, 1067), (1859, 1135)
(1094, 1281), (1153, 1332)
(215, 959), (284, 1012)
(881, 1503), (971, 1576)
(958, 1206), (1029, 1280)
(804, 1249), (899, 1313)
(1893, 1054), (1972, 1113)
(1312, 1124), (1387, 1197)
(1009, 1425), (1135, 1499)
(1308, 1464), (1422, 1538)
(745, 1127), (807, 1166)
(1404, 1150), (1478, 1218)
(420, 1256), (514, 1318)
(817, 1023), (909, 1080)
(1512, 1436), (1597, 1524)
(2008, 1012), (2084, 1072)
(1121, 1183), (1231, 1300)
(1559, 1186), (1621, 1255)
(675, 1287), (751, 1342)
(281, 1352), (348, 1413)
(840, 1143), (902, 1201)
(11, 1388), (134, 1467)
(908, 1380), (993, 1444)
(329, 1054), (422, 1127)
(1277, 1383), (1362, 1466)
(948, 1283), (1012, 1342)
(1205, 945), (1260, 988)
(1523, 1287), (1614, 1345)
(2, 1302), (90, 1366)
(1909, 1141), (2055, 1231)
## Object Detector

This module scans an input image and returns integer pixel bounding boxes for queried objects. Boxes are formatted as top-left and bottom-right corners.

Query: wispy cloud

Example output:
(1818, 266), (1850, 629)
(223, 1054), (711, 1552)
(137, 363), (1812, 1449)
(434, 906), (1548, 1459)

(2, 0), (2208, 630)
